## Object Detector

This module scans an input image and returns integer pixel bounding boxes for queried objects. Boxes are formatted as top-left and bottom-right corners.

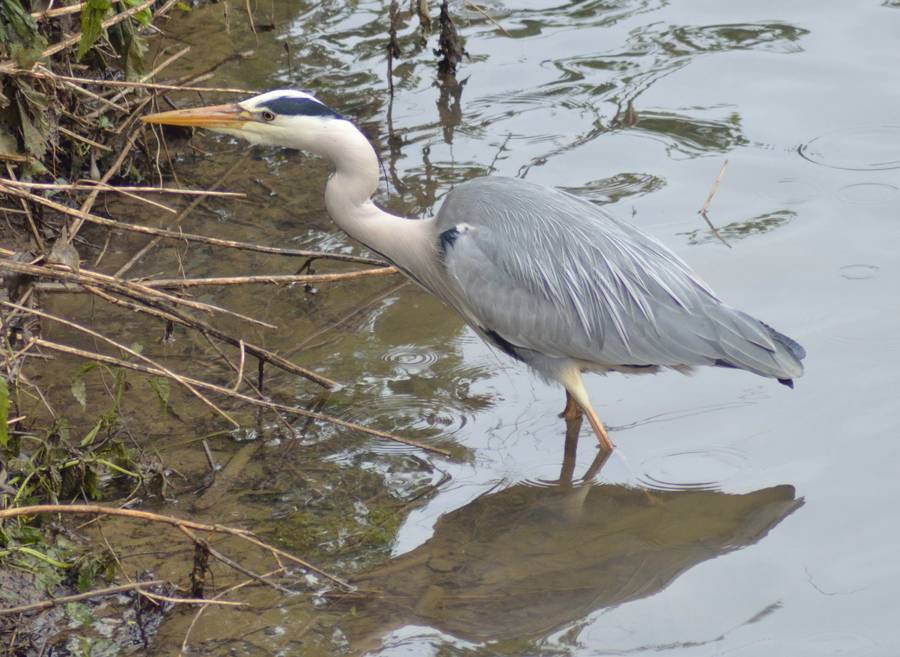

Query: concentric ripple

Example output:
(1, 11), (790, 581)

(637, 447), (749, 491)
(382, 345), (442, 371)
(365, 394), (471, 454)
(836, 182), (898, 205)
(799, 126), (900, 171)
(840, 264), (880, 280)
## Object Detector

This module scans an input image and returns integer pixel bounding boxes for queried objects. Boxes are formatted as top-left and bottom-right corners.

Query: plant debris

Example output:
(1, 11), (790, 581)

(0, 2), (448, 653)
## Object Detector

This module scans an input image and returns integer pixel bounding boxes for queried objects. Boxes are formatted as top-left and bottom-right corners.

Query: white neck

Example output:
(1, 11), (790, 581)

(311, 120), (433, 275)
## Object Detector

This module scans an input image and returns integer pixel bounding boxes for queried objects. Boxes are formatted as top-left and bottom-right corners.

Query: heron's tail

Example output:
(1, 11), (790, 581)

(761, 322), (806, 388)
(711, 310), (805, 386)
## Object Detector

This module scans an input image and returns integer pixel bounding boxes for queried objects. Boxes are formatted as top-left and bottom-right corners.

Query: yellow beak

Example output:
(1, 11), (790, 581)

(141, 103), (250, 129)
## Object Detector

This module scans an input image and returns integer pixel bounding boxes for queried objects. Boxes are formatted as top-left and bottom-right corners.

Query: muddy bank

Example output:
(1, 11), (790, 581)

(2, 2), (467, 654)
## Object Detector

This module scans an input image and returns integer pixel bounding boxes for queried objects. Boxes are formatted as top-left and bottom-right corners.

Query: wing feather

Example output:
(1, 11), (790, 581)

(432, 177), (802, 379)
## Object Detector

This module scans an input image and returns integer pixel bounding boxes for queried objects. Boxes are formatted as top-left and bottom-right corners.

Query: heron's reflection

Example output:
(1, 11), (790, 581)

(345, 422), (801, 648)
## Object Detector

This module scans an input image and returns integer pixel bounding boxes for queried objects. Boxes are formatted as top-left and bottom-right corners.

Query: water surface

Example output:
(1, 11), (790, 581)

(74, 1), (900, 654)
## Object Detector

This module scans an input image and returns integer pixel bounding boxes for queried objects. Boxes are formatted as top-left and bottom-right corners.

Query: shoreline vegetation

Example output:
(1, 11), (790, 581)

(0, 1), (470, 654)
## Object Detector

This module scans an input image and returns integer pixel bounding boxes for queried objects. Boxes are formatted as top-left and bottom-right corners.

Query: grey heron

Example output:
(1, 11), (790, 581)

(142, 90), (806, 452)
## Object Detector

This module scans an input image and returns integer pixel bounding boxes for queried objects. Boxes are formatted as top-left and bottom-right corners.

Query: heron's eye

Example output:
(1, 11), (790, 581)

(261, 110), (276, 122)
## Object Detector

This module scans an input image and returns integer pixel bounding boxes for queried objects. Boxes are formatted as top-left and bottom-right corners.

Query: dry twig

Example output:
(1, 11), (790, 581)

(697, 159), (732, 248)
(79, 284), (337, 389)
(30, 1), (124, 20)
(31, 338), (450, 456)
(0, 179), (245, 198)
(0, 504), (352, 589)
(177, 525), (295, 596)
(1, 181), (384, 266)
(464, 0), (511, 37)
(1, 300), (240, 428)
(37, 0), (159, 63)
(0, 257), (276, 329)
(134, 268), (399, 289)
(0, 580), (166, 616)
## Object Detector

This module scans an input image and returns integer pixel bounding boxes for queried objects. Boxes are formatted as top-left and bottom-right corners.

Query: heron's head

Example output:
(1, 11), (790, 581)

(141, 89), (348, 153)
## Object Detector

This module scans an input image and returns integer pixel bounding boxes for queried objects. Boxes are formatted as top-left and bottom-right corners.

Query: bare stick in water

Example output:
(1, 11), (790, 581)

(697, 159), (732, 249)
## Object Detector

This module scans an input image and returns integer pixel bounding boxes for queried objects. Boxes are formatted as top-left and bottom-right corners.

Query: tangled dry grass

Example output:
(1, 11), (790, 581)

(0, 3), (454, 652)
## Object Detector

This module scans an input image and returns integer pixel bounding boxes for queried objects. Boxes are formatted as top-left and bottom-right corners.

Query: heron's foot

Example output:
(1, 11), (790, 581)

(558, 391), (583, 421)
(577, 402), (614, 452)
(588, 416), (615, 453)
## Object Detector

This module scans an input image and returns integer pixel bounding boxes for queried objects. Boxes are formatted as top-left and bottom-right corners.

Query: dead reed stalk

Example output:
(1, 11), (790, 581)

(0, 504), (352, 589)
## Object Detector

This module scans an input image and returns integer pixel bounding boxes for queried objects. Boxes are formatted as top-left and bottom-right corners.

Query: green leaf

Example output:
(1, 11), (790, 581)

(134, 8), (152, 26)
(71, 379), (87, 410)
(123, 0), (153, 24)
(15, 545), (70, 569)
(14, 81), (49, 160)
(176, 2), (192, 11)
(64, 601), (94, 627)
(77, 0), (113, 61)
(91, 458), (139, 479)
(108, 2), (147, 78)
(14, 525), (44, 545)
(80, 419), (103, 448)
(82, 465), (101, 500)
(0, 130), (22, 162)
(0, 377), (9, 448)
(148, 377), (170, 414)
(51, 416), (71, 443)
(76, 558), (102, 592)
(1, 0), (48, 67)
(122, 27), (147, 79)
(78, 362), (100, 376)
(112, 368), (126, 409)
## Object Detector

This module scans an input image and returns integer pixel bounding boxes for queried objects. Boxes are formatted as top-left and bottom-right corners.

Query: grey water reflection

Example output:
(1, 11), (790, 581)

(346, 429), (801, 649)
(561, 172), (666, 204)
(681, 210), (796, 246)
(130, 0), (900, 654)
(502, 17), (807, 176)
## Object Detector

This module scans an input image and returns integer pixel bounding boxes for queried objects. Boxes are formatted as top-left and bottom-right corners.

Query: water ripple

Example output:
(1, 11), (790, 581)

(799, 126), (900, 171)
(382, 345), (441, 371)
(637, 447), (750, 491)
(836, 182), (898, 205)
(840, 264), (880, 280)
(366, 393), (471, 450)
(658, 23), (808, 55)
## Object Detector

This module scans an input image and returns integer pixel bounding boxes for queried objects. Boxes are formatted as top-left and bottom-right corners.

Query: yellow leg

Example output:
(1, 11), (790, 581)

(558, 390), (583, 421)
(580, 402), (614, 452)
(559, 367), (615, 452)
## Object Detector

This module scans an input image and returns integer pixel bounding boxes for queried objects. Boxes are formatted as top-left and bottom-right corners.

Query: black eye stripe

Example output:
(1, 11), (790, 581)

(257, 96), (343, 119)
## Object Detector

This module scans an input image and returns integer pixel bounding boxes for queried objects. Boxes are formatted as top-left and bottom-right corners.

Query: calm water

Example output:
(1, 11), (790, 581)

(88, 1), (900, 654)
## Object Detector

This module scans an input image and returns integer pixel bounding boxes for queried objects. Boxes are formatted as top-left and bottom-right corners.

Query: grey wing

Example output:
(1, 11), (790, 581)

(432, 177), (803, 380)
